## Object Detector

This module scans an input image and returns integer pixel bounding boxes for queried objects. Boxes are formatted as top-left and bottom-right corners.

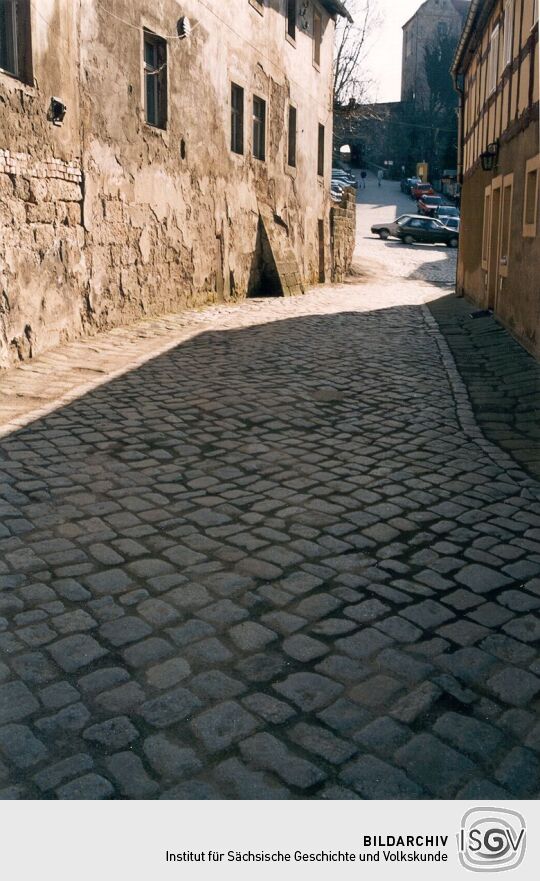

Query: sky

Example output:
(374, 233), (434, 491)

(364, 0), (426, 102)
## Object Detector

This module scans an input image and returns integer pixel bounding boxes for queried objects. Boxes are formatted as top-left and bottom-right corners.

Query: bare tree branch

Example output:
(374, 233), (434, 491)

(333, 0), (380, 107)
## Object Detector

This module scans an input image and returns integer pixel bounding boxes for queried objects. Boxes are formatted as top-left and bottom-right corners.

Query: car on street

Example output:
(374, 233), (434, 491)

(435, 204), (460, 222)
(371, 214), (416, 240)
(442, 216), (460, 233)
(417, 194), (443, 216)
(332, 169), (358, 188)
(411, 181), (435, 200)
(401, 177), (421, 194)
(394, 216), (460, 247)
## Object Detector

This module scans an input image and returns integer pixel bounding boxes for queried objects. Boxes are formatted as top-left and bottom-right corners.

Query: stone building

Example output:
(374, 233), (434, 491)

(453, 0), (539, 357)
(401, 0), (470, 105)
(0, 0), (351, 368)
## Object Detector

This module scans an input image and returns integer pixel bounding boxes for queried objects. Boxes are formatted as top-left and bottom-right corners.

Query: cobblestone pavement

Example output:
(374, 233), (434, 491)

(1, 184), (540, 800)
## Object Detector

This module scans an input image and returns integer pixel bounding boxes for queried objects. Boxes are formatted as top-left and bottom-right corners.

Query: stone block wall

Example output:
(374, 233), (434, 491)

(0, 150), (86, 367)
(331, 188), (356, 282)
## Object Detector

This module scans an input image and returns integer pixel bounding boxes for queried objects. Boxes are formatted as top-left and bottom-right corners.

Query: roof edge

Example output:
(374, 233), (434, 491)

(320, 0), (354, 23)
(452, 0), (496, 76)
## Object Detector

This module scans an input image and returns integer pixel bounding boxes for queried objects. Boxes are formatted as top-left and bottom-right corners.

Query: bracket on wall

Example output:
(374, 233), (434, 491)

(49, 98), (67, 126)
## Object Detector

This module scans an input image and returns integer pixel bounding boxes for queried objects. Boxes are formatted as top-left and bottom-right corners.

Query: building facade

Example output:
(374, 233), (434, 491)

(453, 0), (539, 357)
(402, 0), (470, 105)
(0, 0), (350, 368)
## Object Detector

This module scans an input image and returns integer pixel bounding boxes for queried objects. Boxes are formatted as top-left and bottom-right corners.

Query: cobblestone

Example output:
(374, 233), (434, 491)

(0, 184), (539, 799)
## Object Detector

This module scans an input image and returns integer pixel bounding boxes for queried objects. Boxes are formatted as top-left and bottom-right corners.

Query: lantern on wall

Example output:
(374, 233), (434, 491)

(480, 141), (499, 172)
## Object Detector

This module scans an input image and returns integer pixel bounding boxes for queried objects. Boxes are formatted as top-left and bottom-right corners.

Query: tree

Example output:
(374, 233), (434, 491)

(333, 0), (380, 107)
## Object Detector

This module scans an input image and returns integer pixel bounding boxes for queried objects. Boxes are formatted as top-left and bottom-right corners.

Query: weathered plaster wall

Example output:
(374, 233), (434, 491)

(331, 187), (356, 281)
(0, 0), (85, 368)
(0, 0), (336, 367)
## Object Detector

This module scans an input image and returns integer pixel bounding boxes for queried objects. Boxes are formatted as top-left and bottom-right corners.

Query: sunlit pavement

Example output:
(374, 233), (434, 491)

(0, 180), (539, 800)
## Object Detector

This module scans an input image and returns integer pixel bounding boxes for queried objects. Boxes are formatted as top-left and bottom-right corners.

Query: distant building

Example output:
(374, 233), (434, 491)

(453, 0), (539, 357)
(401, 0), (470, 105)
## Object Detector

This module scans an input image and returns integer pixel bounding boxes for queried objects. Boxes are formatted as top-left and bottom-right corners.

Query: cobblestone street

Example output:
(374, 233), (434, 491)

(1, 180), (540, 800)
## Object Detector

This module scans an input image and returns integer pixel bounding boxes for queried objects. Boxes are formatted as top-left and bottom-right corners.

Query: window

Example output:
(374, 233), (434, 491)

(231, 83), (244, 155)
(317, 123), (325, 177)
(0, 0), (31, 82)
(503, 0), (514, 68)
(286, 0), (296, 41)
(253, 95), (266, 161)
(438, 21), (448, 38)
(523, 154), (540, 237)
(143, 30), (167, 129)
(487, 25), (500, 95)
(287, 105), (297, 168)
(313, 9), (322, 67)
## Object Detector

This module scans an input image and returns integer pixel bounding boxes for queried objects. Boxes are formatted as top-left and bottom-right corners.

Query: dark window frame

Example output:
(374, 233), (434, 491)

(287, 104), (297, 168)
(231, 82), (245, 155)
(317, 123), (325, 177)
(0, 0), (32, 83)
(143, 28), (168, 130)
(253, 95), (266, 161)
(286, 0), (296, 42)
(313, 8), (322, 68)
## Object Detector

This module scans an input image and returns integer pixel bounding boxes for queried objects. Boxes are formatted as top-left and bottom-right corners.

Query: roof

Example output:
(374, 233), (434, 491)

(452, 0), (496, 76)
(320, 0), (354, 22)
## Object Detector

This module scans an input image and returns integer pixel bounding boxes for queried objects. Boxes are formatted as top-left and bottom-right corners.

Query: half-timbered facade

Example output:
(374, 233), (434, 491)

(453, 0), (539, 356)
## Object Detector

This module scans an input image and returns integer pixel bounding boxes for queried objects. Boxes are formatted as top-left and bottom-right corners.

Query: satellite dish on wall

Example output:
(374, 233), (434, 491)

(177, 16), (192, 38)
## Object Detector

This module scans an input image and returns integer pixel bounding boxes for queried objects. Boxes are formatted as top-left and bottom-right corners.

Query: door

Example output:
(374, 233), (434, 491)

(487, 177), (502, 309)
(318, 219), (325, 282)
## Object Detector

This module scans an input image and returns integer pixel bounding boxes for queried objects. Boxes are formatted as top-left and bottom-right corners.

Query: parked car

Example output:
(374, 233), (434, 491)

(401, 177), (421, 194)
(442, 217), (460, 232)
(417, 195), (443, 216)
(395, 216), (459, 247)
(435, 205), (460, 222)
(370, 214), (416, 240)
(411, 181), (435, 200)
(332, 169), (358, 188)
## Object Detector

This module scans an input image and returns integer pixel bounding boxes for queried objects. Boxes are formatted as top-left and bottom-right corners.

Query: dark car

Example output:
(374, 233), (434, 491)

(371, 214), (415, 240)
(396, 216), (459, 247)
(417, 195), (443, 216)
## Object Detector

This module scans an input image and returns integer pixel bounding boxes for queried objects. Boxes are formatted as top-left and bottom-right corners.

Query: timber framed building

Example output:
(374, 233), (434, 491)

(453, 0), (539, 356)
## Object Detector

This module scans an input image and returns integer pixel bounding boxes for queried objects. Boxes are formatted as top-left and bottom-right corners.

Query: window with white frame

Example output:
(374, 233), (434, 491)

(487, 24), (500, 95)
(503, 0), (514, 68)
(0, 0), (31, 81)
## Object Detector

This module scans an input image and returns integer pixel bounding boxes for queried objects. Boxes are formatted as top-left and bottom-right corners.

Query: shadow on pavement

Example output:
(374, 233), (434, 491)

(0, 304), (539, 800)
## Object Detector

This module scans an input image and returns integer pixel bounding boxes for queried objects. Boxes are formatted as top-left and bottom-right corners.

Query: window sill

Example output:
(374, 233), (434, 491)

(286, 164), (297, 178)
(249, 0), (264, 15)
(143, 121), (169, 143)
(0, 69), (35, 92)
(285, 33), (296, 48)
(313, 61), (321, 73)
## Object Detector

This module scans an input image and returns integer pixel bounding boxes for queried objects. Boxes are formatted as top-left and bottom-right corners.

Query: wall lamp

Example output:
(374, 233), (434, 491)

(480, 141), (499, 172)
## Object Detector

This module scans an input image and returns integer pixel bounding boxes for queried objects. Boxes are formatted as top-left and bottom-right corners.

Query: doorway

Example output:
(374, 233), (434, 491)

(487, 178), (501, 310)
